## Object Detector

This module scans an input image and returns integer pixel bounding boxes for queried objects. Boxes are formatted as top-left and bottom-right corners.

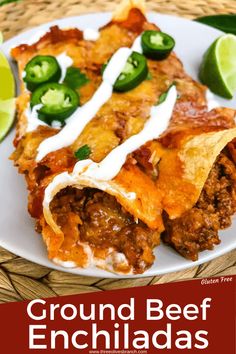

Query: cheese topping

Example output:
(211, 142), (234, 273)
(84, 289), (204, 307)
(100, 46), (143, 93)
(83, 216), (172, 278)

(36, 36), (143, 161)
(79, 85), (177, 181)
(43, 86), (177, 213)
(25, 27), (100, 46)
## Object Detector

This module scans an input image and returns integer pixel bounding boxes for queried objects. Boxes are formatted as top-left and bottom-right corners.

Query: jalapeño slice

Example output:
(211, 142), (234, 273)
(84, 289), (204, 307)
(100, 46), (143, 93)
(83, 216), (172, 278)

(114, 52), (148, 92)
(102, 52), (148, 92)
(24, 55), (61, 91)
(31, 82), (79, 124)
(141, 30), (175, 60)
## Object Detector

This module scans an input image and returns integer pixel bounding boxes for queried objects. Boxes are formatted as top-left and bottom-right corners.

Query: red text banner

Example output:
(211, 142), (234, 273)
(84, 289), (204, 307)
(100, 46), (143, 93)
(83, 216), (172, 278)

(0, 275), (235, 353)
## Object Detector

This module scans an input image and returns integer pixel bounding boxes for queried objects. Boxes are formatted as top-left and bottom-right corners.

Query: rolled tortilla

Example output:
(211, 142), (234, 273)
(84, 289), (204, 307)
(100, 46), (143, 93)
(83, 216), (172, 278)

(113, 0), (146, 21)
(41, 162), (164, 275)
(156, 127), (236, 218)
(43, 163), (164, 235)
(41, 123), (236, 274)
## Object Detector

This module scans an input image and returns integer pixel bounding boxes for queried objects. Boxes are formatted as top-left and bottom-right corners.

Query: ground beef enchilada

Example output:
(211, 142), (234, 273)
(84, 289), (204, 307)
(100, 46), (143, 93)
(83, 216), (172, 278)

(11, 0), (236, 274)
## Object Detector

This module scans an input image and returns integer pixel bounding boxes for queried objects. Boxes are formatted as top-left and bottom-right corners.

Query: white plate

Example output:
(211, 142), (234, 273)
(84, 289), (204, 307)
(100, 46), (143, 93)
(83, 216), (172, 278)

(0, 12), (236, 279)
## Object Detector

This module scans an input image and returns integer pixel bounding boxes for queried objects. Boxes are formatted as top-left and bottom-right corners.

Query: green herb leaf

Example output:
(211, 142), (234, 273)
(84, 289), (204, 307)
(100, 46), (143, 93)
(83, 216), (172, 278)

(74, 144), (91, 160)
(157, 83), (176, 105)
(146, 71), (153, 80)
(195, 15), (236, 35)
(64, 67), (89, 90)
(158, 91), (168, 104)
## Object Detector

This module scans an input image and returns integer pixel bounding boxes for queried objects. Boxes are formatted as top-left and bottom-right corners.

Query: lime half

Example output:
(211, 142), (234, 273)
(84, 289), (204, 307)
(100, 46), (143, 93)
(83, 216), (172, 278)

(0, 33), (16, 141)
(0, 98), (16, 141)
(199, 34), (236, 99)
(0, 50), (15, 100)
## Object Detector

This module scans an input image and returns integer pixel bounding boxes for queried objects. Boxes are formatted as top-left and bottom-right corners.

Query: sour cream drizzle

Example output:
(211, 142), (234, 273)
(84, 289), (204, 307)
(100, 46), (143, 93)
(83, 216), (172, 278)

(56, 53), (73, 83)
(25, 104), (46, 132)
(36, 36), (143, 162)
(43, 86), (177, 210)
(206, 89), (220, 111)
(81, 85), (177, 181)
(83, 28), (100, 41)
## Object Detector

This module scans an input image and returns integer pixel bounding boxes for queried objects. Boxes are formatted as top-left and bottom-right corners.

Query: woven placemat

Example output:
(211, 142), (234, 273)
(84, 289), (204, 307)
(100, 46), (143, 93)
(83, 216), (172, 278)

(0, 247), (235, 302)
(1, 0), (236, 39)
(0, 0), (236, 302)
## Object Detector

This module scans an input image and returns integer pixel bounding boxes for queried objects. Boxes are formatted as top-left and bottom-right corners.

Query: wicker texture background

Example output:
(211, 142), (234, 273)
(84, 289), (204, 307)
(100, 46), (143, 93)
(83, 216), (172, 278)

(0, 0), (236, 302)
(0, 247), (235, 303)
(1, 0), (236, 39)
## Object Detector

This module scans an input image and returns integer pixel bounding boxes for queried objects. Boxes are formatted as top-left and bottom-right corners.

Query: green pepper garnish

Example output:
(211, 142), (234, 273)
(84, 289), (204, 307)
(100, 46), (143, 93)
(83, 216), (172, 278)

(157, 84), (176, 105)
(64, 67), (90, 90)
(146, 71), (153, 80)
(31, 82), (79, 125)
(158, 91), (168, 104)
(102, 52), (148, 92)
(24, 55), (61, 91)
(141, 30), (175, 60)
(74, 145), (91, 160)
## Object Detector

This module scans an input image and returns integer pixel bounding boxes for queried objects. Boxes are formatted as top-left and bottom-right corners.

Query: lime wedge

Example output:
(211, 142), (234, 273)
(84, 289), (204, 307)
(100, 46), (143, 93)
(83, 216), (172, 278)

(199, 34), (236, 99)
(0, 50), (15, 100)
(0, 98), (16, 141)
(0, 47), (16, 140)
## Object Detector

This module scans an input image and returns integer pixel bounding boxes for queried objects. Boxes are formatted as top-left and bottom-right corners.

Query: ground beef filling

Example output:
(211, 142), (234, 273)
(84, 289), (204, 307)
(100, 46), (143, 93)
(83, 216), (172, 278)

(50, 188), (160, 273)
(162, 151), (236, 261)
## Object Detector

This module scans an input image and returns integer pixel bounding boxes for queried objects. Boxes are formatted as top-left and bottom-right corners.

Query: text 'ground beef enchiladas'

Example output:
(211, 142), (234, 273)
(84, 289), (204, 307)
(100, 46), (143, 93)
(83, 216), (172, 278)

(11, 0), (236, 274)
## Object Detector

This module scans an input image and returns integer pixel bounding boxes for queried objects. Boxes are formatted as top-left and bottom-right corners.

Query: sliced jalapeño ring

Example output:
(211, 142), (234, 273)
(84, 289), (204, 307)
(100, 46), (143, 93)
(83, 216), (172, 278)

(30, 82), (79, 125)
(24, 55), (61, 91)
(141, 30), (175, 60)
(102, 52), (148, 92)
